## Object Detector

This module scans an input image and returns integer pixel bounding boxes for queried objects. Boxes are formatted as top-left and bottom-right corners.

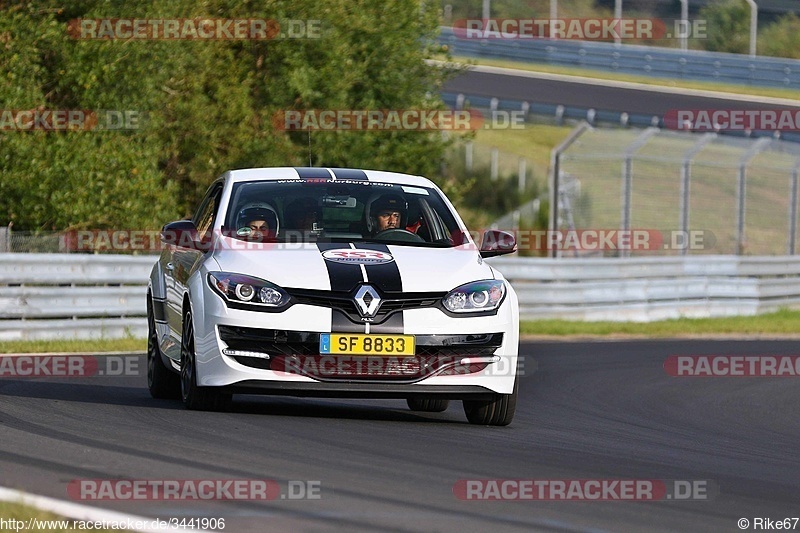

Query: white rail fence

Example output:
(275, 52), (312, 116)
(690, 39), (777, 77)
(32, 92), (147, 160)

(489, 255), (800, 321)
(2, 253), (800, 340)
(0, 254), (154, 341)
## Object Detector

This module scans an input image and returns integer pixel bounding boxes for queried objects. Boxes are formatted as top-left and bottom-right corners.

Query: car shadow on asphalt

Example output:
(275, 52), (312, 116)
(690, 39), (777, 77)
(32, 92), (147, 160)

(227, 396), (465, 424)
(0, 379), (467, 423)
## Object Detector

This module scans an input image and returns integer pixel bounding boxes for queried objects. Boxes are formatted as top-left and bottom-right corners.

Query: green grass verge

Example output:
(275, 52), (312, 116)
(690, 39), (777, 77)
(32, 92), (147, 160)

(0, 337), (145, 354)
(445, 55), (800, 102)
(521, 308), (800, 336)
(0, 501), (115, 532)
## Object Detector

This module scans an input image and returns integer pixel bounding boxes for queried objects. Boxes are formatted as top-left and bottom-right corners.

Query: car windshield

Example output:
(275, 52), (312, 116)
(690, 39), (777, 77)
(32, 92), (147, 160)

(223, 179), (464, 247)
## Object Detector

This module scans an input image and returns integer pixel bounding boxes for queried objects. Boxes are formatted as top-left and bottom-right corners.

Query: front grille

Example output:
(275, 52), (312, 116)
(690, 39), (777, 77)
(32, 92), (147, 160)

(218, 326), (317, 356)
(286, 287), (444, 325)
(219, 326), (503, 381)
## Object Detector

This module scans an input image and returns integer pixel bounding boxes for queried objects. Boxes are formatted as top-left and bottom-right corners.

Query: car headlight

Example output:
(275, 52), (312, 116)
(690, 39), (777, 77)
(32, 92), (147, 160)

(442, 280), (506, 314)
(207, 272), (290, 308)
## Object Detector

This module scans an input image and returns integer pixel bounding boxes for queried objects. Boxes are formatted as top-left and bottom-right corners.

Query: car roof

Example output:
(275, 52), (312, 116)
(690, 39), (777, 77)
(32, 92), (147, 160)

(225, 167), (437, 188)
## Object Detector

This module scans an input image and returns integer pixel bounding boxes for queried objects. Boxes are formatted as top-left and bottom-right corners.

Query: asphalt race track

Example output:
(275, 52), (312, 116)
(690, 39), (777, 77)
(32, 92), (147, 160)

(443, 69), (800, 116)
(1, 340), (799, 532)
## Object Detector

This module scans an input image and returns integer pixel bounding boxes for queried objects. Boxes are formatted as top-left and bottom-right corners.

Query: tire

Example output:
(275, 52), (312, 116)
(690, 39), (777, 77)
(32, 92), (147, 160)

(180, 309), (232, 411)
(463, 377), (518, 426)
(147, 295), (180, 399)
(407, 398), (450, 412)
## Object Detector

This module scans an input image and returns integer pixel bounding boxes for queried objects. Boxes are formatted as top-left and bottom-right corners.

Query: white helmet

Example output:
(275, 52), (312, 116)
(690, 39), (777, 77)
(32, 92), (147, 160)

(236, 202), (280, 236)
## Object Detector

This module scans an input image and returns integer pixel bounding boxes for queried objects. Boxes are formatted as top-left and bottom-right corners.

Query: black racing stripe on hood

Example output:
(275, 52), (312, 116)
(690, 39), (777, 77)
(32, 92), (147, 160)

(294, 167), (332, 179)
(356, 243), (403, 293)
(316, 242), (363, 293)
(352, 243), (404, 334)
(330, 168), (368, 181)
(316, 242), (405, 334)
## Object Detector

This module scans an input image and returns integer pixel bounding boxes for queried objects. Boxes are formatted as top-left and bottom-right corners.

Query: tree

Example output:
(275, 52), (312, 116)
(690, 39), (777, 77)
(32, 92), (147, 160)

(0, 0), (453, 230)
(759, 13), (800, 60)
(698, 0), (751, 54)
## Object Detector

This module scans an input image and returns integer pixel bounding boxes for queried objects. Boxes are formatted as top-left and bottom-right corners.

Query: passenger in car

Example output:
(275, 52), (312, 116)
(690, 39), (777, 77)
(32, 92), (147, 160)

(236, 203), (279, 240)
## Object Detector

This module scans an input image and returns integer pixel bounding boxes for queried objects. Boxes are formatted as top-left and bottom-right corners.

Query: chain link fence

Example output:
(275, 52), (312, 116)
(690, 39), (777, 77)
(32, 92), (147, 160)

(551, 123), (800, 257)
(0, 229), (65, 253)
(0, 228), (160, 255)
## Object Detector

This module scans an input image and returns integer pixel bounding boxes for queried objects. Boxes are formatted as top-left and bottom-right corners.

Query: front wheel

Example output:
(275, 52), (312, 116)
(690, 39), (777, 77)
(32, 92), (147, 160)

(463, 377), (518, 426)
(147, 295), (180, 399)
(180, 309), (232, 411)
(407, 398), (450, 412)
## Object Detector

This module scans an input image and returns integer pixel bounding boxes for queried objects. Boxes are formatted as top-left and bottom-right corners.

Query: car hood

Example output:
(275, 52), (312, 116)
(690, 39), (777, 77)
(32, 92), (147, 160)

(211, 242), (494, 293)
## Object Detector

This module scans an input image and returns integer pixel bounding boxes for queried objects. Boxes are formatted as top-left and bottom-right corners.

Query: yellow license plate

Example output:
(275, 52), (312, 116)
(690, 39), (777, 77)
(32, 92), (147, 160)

(320, 334), (415, 356)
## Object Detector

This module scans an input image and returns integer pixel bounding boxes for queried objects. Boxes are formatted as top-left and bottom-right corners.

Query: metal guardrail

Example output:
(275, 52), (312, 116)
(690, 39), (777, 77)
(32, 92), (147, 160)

(0, 254), (153, 341)
(489, 255), (800, 321)
(2, 254), (800, 339)
(439, 92), (800, 145)
(439, 26), (800, 89)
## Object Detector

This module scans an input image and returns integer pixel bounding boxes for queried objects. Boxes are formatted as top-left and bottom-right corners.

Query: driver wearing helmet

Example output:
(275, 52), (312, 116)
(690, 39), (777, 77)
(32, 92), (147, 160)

(366, 193), (407, 236)
(236, 203), (279, 241)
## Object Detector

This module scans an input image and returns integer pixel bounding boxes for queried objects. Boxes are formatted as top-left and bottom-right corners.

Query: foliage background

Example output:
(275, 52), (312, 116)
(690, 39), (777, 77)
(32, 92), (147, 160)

(0, 0), (453, 230)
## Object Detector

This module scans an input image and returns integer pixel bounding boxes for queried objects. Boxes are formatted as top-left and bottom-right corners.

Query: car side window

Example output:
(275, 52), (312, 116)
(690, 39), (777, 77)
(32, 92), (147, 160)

(193, 185), (222, 243)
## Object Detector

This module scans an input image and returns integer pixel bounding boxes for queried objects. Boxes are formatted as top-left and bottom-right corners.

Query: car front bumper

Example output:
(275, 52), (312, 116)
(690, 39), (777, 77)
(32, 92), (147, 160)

(189, 276), (520, 395)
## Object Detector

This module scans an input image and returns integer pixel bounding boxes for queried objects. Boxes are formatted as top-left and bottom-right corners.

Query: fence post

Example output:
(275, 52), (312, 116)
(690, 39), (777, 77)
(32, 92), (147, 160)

(790, 159), (800, 255)
(0, 225), (8, 253)
(518, 158), (526, 192)
(680, 133), (716, 255)
(621, 128), (660, 257)
(465, 141), (473, 172)
(679, 0), (689, 51)
(490, 148), (499, 180)
(744, 0), (758, 57)
(549, 121), (591, 258)
(736, 137), (770, 254)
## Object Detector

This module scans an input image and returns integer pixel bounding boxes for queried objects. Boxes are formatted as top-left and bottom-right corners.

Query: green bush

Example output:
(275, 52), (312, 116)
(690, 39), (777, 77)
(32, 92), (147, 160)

(759, 13), (800, 60)
(0, 0), (453, 230)
(698, 0), (751, 54)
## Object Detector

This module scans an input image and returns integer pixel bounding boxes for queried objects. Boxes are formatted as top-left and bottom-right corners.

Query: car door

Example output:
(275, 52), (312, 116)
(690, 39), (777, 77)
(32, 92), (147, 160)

(166, 182), (224, 350)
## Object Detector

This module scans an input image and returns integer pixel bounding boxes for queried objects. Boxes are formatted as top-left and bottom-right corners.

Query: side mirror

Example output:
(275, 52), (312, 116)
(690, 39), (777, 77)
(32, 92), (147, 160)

(480, 230), (517, 258)
(161, 220), (205, 250)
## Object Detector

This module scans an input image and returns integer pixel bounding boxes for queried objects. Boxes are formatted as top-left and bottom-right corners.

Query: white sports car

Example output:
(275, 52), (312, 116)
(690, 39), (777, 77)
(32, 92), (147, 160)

(147, 167), (520, 425)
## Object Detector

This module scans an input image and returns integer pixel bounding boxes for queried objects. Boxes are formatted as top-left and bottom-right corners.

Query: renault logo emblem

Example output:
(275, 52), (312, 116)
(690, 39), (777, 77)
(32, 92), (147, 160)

(354, 285), (381, 318)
